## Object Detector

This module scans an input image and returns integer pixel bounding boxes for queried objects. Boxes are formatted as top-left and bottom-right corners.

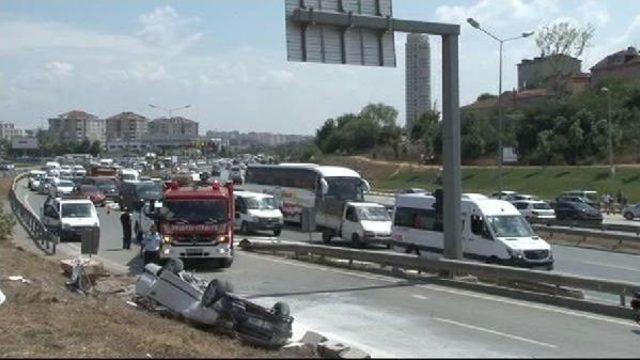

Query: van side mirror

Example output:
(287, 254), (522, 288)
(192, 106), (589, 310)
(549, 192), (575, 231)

(361, 179), (371, 194)
(320, 179), (329, 196)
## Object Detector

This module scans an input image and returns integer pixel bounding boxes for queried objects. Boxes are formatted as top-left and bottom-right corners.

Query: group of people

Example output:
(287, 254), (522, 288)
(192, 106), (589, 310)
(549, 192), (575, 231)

(119, 210), (162, 266)
(602, 190), (629, 215)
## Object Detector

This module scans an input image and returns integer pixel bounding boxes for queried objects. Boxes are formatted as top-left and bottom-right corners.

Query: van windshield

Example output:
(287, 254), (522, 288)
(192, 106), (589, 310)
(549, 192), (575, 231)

(245, 197), (276, 210)
(357, 207), (390, 221)
(61, 203), (93, 218)
(486, 215), (535, 238)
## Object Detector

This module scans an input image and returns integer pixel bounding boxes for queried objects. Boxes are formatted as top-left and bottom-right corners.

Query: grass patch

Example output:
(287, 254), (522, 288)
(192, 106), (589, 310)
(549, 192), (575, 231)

(319, 156), (640, 202)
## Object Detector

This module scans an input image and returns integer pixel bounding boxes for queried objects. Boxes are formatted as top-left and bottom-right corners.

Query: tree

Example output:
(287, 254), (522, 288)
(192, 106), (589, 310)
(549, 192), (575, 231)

(410, 109), (440, 141)
(476, 93), (497, 102)
(535, 22), (594, 59)
(566, 119), (584, 165)
(89, 141), (102, 157)
(535, 21), (595, 94)
(359, 103), (398, 128)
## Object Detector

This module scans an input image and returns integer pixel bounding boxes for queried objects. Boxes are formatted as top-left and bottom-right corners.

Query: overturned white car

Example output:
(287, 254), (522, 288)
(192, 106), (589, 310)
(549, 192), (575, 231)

(134, 259), (293, 348)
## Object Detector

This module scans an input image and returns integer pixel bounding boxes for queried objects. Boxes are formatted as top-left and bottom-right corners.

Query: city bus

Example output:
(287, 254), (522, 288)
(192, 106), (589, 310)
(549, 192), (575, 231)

(243, 164), (371, 226)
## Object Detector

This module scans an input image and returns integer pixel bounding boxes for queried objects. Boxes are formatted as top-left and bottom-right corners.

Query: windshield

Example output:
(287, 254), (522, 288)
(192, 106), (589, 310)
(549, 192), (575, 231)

(58, 181), (74, 187)
(572, 202), (595, 211)
(136, 184), (162, 197)
(487, 215), (535, 238)
(245, 197), (276, 210)
(533, 203), (552, 210)
(81, 185), (99, 193)
(357, 206), (390, 221)
(61, 203), (93, 218)
(164, 200), (227, 223)
(122, 173), (136, 181)
(96, 182), (116, 192)
(325, 177), (364, 201)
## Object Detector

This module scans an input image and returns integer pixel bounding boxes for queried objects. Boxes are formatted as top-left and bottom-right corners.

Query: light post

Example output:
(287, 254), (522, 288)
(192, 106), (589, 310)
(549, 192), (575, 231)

(148, 104), (191, 118)
(601, 87), (615, 178)
(467, 18), (534, 195)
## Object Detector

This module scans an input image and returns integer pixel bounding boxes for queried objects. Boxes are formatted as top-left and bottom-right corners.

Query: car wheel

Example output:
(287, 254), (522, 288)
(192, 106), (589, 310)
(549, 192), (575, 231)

(625, 212), (635, 221)
(545, 263), (554, 271)
(322, 230), (332, 243)
(273, 228), (282, 237)
(162, 258), (184, 274)
(272, 302), (290, 318)
(202, 279), (226, 307)
(240, 222), (249, 235)
(486, 256), (499, 265)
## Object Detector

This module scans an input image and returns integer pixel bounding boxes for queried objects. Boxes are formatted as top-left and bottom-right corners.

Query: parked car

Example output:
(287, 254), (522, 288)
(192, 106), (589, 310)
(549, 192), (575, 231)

(560, 190), (599, 209)
(41, 195), (100, 242)
(622, 203), (640, 220)
(512, 200), (556, 223)
(510, 194), (538, 202)
(81, 177), (120, 202)
(77, 184), (106, 207)
(551, 201), (603, 224)
(556, 195), (599, 210)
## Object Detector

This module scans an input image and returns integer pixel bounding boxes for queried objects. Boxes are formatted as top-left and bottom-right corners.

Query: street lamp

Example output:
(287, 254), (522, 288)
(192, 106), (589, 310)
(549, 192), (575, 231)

(601, 87), (615, 178)
(148, 104), (191, 118)
(467, 18), (534, 194)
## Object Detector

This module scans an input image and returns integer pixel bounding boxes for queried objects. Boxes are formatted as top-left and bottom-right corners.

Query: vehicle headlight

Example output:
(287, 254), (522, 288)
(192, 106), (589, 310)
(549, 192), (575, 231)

(506, 247), (524, 258)
(216, 234), (230, 243)
(162, 235), (173, 244)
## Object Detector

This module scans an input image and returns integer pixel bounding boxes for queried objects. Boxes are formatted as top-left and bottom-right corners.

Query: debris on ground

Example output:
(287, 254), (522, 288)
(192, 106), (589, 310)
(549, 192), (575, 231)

(7, 275), (30, 284)
(0, 239), (313, 358)
(0, 287), (5, 305)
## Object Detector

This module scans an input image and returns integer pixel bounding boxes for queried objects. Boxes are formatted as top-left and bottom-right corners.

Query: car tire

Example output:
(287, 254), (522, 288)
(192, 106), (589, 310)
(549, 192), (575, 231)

(322, 230), (332, 244)
(202, 279), (226, 307)
(240, 222), (249, 235)
(162, 258), (184, 274)
(545, 263), (554, 271)
(625, 212), (635, 221)
(273, 228), (282, 237)
(272, 302), (290, 318)
(352, 233), (364, 249)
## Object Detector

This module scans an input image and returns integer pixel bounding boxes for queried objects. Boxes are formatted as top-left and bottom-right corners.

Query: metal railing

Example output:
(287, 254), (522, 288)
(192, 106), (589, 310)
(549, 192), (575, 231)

(239, 240), (640, 311)
(532, 224), (640, 244)
(9, 172), (59, 255)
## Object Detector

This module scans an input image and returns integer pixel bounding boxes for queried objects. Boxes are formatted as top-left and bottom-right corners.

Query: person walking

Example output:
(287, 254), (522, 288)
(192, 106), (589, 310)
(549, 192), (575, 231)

(120, 210), (132, 250)
(142, 224), (162, 266)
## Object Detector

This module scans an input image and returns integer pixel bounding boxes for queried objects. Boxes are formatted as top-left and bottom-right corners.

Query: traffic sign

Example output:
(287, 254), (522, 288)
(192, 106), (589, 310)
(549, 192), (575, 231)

(285, 0), (396, 67)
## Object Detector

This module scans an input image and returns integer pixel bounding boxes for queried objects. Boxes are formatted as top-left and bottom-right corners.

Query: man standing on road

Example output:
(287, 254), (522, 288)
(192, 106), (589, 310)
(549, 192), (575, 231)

(142, 224), (161, 265)
(120, 210), (132, 250)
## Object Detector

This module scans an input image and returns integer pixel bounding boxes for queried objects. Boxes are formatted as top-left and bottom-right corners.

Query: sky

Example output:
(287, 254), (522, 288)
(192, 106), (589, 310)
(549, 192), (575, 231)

(1, 0), (639, 135)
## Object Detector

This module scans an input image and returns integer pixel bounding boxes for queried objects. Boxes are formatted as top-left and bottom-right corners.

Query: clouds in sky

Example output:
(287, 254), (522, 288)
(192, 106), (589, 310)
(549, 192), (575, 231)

(1, 1), (639, 134)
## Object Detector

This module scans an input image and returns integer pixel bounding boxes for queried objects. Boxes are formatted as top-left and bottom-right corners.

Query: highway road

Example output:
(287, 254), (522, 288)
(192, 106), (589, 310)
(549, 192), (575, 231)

(14, 180), (640, 357)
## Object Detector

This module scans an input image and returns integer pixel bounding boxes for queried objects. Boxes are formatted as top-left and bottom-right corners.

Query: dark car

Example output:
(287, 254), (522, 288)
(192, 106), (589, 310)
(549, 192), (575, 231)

(77, 184), (106, 207)
(555, 195), (599, 210)
(81, 177), (120, 202)
(120, 181), (163, 212)
(0, 162), (15, 171)
(551, 201), (603, 224)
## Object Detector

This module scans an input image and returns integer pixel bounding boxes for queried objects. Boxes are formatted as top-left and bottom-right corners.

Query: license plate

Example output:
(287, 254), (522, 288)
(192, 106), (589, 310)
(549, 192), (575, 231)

(186, 248), (203, 254)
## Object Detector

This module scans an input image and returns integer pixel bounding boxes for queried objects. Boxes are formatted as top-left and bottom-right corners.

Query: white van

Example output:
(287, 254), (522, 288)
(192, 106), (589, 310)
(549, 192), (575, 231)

(392, 193), (554, 270)
(119, 168), (140, 183)
(234, 190), (284, 236)
(72, 165), (87, 178)
(42, 196), (100, 242)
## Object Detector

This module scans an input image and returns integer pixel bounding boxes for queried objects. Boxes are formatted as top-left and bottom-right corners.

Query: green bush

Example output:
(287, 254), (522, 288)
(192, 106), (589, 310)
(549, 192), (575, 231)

(0, 204), (16, 241)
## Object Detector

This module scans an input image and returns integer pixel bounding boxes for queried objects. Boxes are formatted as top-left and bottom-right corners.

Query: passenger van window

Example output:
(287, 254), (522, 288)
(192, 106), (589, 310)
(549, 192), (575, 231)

(471, 215), (485, 236)
(345, 207), (357, 222)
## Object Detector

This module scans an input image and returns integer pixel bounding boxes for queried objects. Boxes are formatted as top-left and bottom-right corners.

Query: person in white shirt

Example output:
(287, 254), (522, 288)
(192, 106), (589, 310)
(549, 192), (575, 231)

(142, 224), (162, 265)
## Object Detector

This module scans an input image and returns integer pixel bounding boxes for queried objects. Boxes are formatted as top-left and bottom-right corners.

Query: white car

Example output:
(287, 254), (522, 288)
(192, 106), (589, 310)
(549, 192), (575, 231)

(490, 190), (519, 201)
(27, 170), (46, 191)
(72, 165), (87, 178)
(41, 196), (99, 242)
(51, 179), (76, 196)
(511, 200), (556, 223)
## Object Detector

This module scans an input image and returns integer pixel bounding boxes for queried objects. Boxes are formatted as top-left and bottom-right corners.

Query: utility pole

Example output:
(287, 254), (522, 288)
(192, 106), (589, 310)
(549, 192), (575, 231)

(467, 18), (534, 196)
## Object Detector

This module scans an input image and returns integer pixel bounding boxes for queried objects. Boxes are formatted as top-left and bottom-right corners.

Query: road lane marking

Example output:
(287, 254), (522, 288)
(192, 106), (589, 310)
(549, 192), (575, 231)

(411, 294), (429, 300)
(433, 317), (557, 349)
(242, 252), (636, 328)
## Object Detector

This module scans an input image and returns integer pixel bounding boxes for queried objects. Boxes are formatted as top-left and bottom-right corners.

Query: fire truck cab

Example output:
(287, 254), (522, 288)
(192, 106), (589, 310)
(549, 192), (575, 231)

(156, 181), (235, 268)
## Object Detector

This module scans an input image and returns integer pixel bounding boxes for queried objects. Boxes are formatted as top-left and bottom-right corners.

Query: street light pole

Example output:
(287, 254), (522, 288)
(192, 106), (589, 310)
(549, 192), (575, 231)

(467, 18), (534, 196)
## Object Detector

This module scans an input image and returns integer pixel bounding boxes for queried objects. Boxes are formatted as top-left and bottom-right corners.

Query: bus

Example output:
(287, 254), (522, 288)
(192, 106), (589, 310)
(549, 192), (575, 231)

(243, 164), (371, 226)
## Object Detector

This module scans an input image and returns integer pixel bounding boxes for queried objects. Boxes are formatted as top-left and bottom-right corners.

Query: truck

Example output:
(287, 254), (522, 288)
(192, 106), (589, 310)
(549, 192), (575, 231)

(153, 181), (235, 268)
(318, 202), (392, 248)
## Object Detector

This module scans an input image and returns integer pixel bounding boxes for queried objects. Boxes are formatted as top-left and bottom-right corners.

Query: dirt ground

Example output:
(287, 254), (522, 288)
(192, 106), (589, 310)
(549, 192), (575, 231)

(0, 239), (313, 358)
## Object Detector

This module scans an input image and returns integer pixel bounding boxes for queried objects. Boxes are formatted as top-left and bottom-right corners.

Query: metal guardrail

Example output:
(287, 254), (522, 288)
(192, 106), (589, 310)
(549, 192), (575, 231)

(239, 240), (640, 308)
(532, 224), (640, 244)
(9, 172), (59, 255)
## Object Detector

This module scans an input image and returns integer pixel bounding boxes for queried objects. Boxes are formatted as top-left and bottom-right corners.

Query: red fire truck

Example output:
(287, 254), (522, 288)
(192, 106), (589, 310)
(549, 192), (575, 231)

(156, 181), (235, 268)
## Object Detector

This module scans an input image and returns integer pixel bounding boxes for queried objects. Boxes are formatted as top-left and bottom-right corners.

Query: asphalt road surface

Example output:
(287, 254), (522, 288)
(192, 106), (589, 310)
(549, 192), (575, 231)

(14, 180), (640, 358)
